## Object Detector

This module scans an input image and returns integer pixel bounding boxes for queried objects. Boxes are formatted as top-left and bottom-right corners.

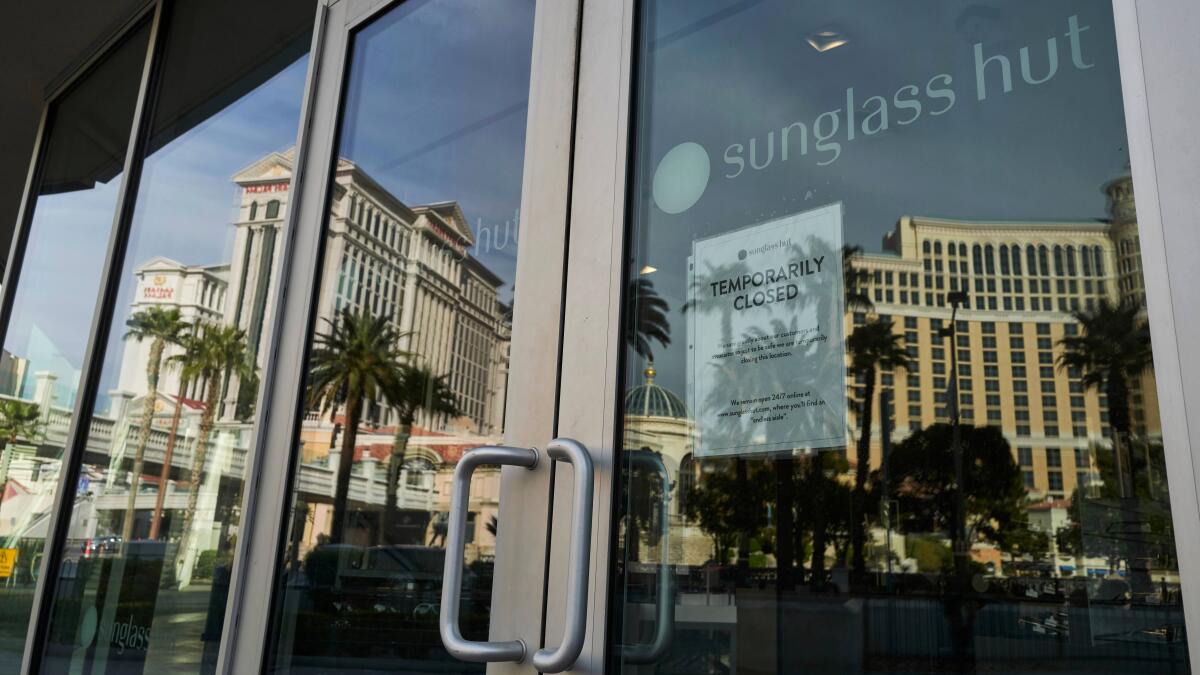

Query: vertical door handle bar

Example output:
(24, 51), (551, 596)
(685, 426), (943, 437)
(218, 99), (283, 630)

(440, 445), (538, 663)
(532, 438), (595, 673)
(619, 450), (674, 664)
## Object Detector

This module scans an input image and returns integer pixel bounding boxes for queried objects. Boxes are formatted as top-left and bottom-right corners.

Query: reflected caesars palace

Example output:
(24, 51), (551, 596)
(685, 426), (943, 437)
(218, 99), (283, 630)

(626, 172), (1169, 582)
(0, 149), (512, 574)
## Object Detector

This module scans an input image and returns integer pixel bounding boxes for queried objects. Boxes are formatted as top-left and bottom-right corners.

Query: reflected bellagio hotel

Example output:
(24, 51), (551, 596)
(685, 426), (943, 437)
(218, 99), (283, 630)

(119, 149), (511, 436)
(848, 174), (1156, 501)
(625, 174), (1157, 566)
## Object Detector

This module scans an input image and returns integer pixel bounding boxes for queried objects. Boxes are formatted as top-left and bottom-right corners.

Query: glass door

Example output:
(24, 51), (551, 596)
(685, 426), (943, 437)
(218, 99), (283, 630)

(553, 1), (1200, 674)
(220, 0), (583, 673)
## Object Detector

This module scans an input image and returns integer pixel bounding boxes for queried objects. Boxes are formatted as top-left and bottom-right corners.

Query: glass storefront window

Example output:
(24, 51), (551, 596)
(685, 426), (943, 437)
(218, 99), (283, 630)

(264, 0), (534, 671)
(37, 1), (312, 672)
(0, 20), (152, 674)
(614, 1), (1190, 673)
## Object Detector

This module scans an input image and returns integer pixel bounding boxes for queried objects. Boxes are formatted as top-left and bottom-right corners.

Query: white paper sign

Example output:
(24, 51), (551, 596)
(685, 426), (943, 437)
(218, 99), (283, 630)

(687, 203), (847, 457)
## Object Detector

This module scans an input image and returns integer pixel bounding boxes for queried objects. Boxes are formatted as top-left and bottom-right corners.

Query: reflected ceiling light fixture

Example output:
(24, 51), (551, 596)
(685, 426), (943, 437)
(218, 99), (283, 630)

(807, 29), (848, 53)
(640, 265), (658, 275)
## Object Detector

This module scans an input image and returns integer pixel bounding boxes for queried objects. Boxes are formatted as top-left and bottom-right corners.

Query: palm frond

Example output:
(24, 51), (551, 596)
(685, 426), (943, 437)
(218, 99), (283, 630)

(384, 364), (461, 426)
(306, 308), (410, 422)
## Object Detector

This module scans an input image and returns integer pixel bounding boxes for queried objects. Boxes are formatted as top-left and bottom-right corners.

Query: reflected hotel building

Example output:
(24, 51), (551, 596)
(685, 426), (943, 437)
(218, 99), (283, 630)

(849, 174), (1155, 501)
(119, 149), (510, 436)
(108, 150), (512, 559)
(625, 174), (1159, 573)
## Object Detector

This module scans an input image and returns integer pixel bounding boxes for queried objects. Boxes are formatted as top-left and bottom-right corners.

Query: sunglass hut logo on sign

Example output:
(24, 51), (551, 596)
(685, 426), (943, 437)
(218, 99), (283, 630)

(650, 15), (1097, 215)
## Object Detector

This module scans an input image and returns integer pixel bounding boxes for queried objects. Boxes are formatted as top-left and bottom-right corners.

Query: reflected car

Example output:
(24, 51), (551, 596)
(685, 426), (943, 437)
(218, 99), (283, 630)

(82, 535), (122, 558)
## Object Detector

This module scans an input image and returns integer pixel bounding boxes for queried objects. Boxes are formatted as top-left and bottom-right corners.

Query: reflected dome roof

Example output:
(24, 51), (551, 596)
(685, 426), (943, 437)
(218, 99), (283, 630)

(624, 365), (689, 419)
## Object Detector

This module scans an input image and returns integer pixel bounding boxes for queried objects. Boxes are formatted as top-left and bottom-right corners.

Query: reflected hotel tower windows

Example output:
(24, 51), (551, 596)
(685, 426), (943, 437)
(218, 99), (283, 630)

(623, 173), (1161, 570)
(849, 172), (1156, 502)
(106, 150), (512, 562)
(117, 149), (511, 437)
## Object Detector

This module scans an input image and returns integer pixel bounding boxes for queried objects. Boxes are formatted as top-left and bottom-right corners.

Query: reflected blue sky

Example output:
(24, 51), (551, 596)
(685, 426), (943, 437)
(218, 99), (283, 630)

(7, 55), (311, 407)
(341, 0), (535, 303)
(7, 0), (535, 409)
(127, 58), (310, 267)
(91, 55), (311, 405)
(6, 179), (122, 403)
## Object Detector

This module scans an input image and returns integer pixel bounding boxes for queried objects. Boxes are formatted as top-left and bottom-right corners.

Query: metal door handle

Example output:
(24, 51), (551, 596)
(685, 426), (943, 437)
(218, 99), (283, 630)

(438, 439), (594, 671)
(532, 438), (595, 673)
(440, 445), (538, 663)
(619, 450), (673, 664)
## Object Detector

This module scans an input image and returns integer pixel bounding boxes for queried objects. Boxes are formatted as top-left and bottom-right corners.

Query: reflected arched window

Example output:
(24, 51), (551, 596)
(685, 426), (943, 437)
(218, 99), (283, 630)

(972, 244), (983, 273)
(923, 240), (931, 254)
(1093, 246), (1105, 276)
(404, 457), (436, 489)
(1012, 245), (1022, 275)
(1026, 245), (1037, 276)
(934, 241), (942, 255)
(1081, 246), (1092, 276)
(984, 245), (995, 274)
(248, 201), (258, 220)
(959, 243), (967, 257)
(1066, 246), (1077, 276)
(678, 454), (699, 511)
(1038, 245), (1050, 276)
(999, 245), (1010, 275)
(266, 199), (281, 219)
(1053, 245), (1064, 276)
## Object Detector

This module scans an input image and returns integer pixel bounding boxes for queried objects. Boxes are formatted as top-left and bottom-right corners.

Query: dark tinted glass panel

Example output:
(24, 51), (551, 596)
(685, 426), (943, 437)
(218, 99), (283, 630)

(264, 0), (533, 672)
(0, 21), (151, 673)
(38, 1), (312, 672)
(614, 2), (1188, 674)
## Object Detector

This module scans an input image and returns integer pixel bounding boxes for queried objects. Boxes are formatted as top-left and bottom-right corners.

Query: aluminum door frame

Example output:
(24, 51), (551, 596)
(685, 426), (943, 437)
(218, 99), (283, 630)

(1115, 3), (1200, 674)
(13, 4), (166, 673)
(544, 0), (634, 673)
(548, 1), (1200, 674)
(220, 0), (583, 672)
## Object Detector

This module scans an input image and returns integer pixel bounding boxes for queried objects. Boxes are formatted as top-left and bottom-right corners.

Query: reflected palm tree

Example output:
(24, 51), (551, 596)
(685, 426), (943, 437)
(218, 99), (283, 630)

(741, 314), (832, 589)
(381, 364), (459, 544)
(1057, 298), (1152, 447)
(1058, 297), (1154, 592)
(684, 259), (757, 578)
(847, 318), (909, 579)
(879, 422), (1045, 670)
(0, 400), (43, 509)
(843, 244), (874, 314)
(308, 309), (407, 544)
(121, 306), (188, 543)
(172, 325), (254, 585)
(803, 449), (852, 590)
(682, 457), (772, 566)
(627, 277), (671, 360)
(687, 235), (843, 584)
(149, 365), (193, 540)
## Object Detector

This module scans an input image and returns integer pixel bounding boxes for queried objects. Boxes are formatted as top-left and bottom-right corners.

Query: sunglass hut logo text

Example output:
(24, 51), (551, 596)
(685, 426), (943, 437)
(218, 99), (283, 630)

(651, 15), (1096, 215)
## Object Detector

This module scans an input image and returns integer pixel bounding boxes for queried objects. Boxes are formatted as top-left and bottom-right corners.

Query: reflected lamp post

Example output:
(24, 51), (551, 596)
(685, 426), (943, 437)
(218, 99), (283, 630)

(939, 290), (969, 577)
